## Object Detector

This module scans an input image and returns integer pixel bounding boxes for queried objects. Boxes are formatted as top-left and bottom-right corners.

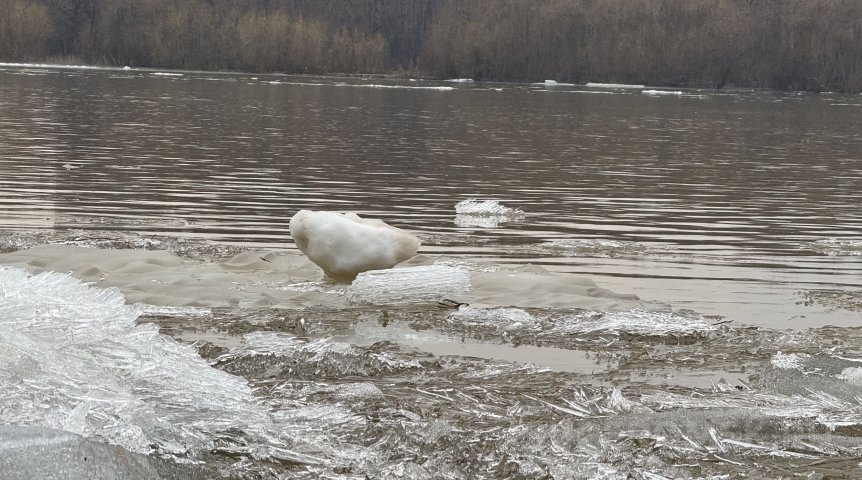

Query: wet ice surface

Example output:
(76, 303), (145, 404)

(347, 265), (471, 305)
(3, 249), (862, 479)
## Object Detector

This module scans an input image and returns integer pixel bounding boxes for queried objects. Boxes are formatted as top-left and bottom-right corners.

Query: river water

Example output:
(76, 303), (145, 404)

(1, 65), (862, 478)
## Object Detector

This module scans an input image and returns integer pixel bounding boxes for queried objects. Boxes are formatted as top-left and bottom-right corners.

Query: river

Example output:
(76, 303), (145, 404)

(1, 64), (861, 478)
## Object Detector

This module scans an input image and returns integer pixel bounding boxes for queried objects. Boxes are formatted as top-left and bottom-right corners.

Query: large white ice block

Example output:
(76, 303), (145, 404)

(289, 210), (421, 282)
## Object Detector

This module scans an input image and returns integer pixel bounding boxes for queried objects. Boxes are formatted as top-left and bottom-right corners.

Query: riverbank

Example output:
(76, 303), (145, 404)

(4, 0), (862, 93)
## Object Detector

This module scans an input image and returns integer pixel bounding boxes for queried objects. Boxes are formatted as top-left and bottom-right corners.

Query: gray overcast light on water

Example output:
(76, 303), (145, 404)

(0, 66), (861, 328)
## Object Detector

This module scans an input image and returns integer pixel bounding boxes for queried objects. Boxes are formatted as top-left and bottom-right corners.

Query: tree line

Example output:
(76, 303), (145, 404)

(2, 0), (862, 92)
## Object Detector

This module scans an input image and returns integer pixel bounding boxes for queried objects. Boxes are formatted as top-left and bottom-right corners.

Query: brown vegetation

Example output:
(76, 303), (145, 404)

(2, 0), (862, 92)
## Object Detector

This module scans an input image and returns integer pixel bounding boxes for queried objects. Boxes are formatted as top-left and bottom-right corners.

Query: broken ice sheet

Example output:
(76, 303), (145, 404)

(447, 305), (716, 337)
(215, 331), (422, 379)
(0, 229), (246, 262)
(347, 265), (470, 306)
(798, 288), (862, 313)
(0, 267), (369, 469)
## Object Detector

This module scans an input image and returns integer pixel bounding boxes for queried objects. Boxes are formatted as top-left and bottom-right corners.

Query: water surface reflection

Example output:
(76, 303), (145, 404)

(1, 66), (861, 328)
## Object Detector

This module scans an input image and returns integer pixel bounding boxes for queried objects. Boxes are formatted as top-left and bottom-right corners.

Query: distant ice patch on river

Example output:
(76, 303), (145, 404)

(805, 238), (862, 256)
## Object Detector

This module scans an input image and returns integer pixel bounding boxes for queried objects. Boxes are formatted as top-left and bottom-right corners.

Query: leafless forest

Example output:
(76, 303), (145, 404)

(2, 0), (862, 92)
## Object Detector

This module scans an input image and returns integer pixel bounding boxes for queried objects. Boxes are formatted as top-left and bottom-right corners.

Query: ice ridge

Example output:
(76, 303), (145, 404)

(0, 266), (366, 467)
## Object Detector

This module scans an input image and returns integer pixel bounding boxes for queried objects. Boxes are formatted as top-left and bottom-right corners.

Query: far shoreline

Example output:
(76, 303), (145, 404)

(0, 61), (845, 96)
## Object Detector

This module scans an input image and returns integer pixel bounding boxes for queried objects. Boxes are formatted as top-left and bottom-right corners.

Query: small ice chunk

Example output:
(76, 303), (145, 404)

(448, 306), (714, 336)
(565, 309), (715, 336)
(454, 200), (524, 229)
(347, 265), (471, 305)
(289, 210), (421, 282)
(455, 199), (522, 216)
(533, 239), (647, 257)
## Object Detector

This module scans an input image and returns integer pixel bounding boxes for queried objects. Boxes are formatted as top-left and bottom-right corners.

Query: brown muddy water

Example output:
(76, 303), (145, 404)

(1, 64), (862, 479)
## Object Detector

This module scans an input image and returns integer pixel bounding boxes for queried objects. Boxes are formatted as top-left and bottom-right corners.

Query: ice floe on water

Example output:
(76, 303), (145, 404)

(449, 306), (716, 337)
(805, 237), (862, 256)
(528, 238), (650, 257)
(347, 265), (471, 305)
(455, 199), (523, 216)
(0, 230), (247, 262)
(454, 199), (525, 228)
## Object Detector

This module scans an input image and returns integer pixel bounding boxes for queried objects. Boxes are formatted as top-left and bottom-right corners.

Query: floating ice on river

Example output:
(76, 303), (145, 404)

(531, 239), (648, 257)
(347, 265), (471, 305)
(806, 237), (862, 256)
(449, 305), (716, 337)
(454, 199), (525, 228)
(455, 199), (523, 216)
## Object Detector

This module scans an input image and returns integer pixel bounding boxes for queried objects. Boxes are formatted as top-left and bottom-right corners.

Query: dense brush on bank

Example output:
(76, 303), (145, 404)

(2, 0), (862, 92)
